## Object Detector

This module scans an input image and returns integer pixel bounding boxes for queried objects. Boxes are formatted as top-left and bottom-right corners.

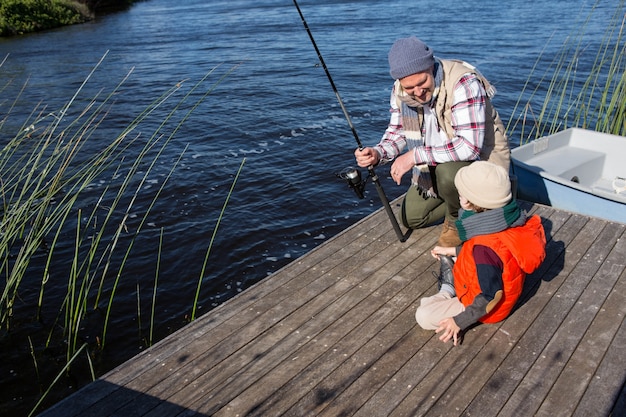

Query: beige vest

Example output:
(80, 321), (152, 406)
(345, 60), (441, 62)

(396, 59), (511, 170)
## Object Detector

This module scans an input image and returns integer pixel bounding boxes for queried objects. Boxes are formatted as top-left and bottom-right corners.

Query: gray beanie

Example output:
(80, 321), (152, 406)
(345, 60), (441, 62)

(454, 161), (512, 209)
(388, 37), (435, 80)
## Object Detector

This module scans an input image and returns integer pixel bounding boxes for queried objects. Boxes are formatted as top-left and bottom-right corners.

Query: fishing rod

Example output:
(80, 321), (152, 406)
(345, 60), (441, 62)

(292, 0), (408, 242)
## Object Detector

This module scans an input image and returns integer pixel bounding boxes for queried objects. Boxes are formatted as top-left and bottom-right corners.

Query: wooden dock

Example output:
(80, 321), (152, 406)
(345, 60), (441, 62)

(39, 200), (626, 416)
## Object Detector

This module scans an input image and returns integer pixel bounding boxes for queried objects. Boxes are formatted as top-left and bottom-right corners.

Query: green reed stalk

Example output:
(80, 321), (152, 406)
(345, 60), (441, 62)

(149, 227), (164, 347)
(28, 343), (90, 417)
(507, 0), (626, 143)
(1, 53), (131, 326)
(0, 52), (243, 417)
(192, 157), (246, 321)
(28, 336), (39, 382)
(34, 70), (202, 354)
(98, 135), (187, 349)
(1, 52), (241, 368)
(99, 64), (243, 347)
(136, 282), (141, 337)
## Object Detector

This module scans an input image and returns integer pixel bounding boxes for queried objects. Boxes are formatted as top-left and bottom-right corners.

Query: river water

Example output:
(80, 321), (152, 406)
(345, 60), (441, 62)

(0, 0), (618, 414)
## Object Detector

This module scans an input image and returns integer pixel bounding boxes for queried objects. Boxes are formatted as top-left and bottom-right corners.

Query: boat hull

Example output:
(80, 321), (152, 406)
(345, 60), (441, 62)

(511, 128), (626, 225)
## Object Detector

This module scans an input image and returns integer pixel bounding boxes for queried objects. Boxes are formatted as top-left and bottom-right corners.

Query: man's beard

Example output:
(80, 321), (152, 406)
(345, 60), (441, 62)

(410, 90), (433, 105)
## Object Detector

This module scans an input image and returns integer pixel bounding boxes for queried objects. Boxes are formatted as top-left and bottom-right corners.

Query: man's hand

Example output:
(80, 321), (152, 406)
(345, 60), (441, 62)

(435, 317), (461, 346)
(354, 147), (380, 168)
(389, 152), (414, 185)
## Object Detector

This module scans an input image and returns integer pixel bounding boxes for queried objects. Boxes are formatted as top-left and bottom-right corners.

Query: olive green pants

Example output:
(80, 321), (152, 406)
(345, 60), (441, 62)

(401, 161), (472, 229)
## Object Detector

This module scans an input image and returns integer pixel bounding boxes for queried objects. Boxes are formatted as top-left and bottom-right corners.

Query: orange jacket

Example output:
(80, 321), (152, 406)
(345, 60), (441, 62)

(453, 214), (546, 323)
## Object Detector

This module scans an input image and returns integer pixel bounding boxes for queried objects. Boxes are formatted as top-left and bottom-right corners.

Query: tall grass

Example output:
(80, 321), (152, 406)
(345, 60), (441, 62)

(0, 0), (92, 36)
(508, 1), (626, 143)
(0, 53), (242, 413)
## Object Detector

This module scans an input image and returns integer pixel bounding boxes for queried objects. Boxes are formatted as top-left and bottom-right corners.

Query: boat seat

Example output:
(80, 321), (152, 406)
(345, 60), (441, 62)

(527, 146), (605, 186)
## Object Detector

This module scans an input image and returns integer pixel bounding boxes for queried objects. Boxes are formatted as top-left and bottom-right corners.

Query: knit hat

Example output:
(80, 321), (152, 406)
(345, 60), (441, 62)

(454, 161), (512, 209)
(388, 37), (435, 80)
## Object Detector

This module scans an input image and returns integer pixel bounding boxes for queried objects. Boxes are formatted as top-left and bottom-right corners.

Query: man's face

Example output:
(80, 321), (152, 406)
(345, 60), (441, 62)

(399, 68), (435, 104)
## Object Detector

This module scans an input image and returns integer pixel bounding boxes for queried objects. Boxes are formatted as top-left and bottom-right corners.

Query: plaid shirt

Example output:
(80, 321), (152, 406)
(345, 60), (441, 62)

(375, 73), (486, 166)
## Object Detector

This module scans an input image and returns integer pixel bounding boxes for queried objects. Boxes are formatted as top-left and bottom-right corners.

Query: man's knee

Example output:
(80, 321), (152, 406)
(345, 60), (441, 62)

(435, 162), (471, 197)
(401, 189), (446, 229)
(402, 207), (435, 229)
(434, 162), (473, 218)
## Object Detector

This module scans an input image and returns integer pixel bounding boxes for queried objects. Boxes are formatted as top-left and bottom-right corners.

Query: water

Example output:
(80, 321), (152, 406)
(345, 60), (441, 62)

(0, 0), (617, 414)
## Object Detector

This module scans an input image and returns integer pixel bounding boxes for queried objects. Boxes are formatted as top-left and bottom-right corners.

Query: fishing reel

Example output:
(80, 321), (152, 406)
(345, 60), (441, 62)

(338, 166), (367, 199)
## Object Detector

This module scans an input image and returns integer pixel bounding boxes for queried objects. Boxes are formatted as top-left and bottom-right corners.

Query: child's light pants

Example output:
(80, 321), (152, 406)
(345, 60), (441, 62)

(415, 292), (465, 330)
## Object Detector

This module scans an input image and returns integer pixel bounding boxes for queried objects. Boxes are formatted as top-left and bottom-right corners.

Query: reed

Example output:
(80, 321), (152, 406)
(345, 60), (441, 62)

(149, 227), (164, 347)
(192, 157), (246, 321)
(28, 343), (92, 417)
(0, 53), (241, 413)
(507, 1), (626, 143)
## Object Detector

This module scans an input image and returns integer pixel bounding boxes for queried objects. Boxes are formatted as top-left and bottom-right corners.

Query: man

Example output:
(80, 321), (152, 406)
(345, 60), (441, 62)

(355, 36), (510, 246)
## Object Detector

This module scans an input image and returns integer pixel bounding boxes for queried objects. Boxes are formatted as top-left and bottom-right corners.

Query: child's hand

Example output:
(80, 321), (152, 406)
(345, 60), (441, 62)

(431, 246), (455, 259)
(435, 318), (461, 346)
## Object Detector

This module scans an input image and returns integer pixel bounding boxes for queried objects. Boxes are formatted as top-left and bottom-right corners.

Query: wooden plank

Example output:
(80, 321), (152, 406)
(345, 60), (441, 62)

(279, 262), (434, 415)
(535, 225), (626, 416)
(452, 213), (598, 417)
(38, 203), (397, 417)
(95, 206), (398, 412)
(606, 369), (626, 417)
(37, 203), (626, 417)
(497, 219), (624, 416)
(386, 208), (588, 417)
(102, 202), (413, 416)
(333, 206), (560, 416)
(141, 232), (407, 412)
(424, 207), (588, 416)
(570, 256), (626, 416)
(206, 227), (437, 416)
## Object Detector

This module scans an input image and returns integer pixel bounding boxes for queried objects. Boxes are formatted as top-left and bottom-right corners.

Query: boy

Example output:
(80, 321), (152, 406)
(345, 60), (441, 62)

(415, 161), (546, 345)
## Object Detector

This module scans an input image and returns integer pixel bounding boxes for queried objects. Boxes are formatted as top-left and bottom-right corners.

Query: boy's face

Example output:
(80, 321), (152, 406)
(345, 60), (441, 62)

(459, 194), (472, 210)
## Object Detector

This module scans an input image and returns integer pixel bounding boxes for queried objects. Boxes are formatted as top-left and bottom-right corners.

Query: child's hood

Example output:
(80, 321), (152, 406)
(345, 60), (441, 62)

(500, 214), (547, 274)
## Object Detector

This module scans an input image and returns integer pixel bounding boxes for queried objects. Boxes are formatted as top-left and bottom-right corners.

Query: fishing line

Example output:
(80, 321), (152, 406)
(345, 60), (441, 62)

(292, 0), (408, 242)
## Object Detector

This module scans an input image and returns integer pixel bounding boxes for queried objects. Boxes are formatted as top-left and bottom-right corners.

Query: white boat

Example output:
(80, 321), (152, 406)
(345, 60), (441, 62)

(511, 127), (626, 225)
